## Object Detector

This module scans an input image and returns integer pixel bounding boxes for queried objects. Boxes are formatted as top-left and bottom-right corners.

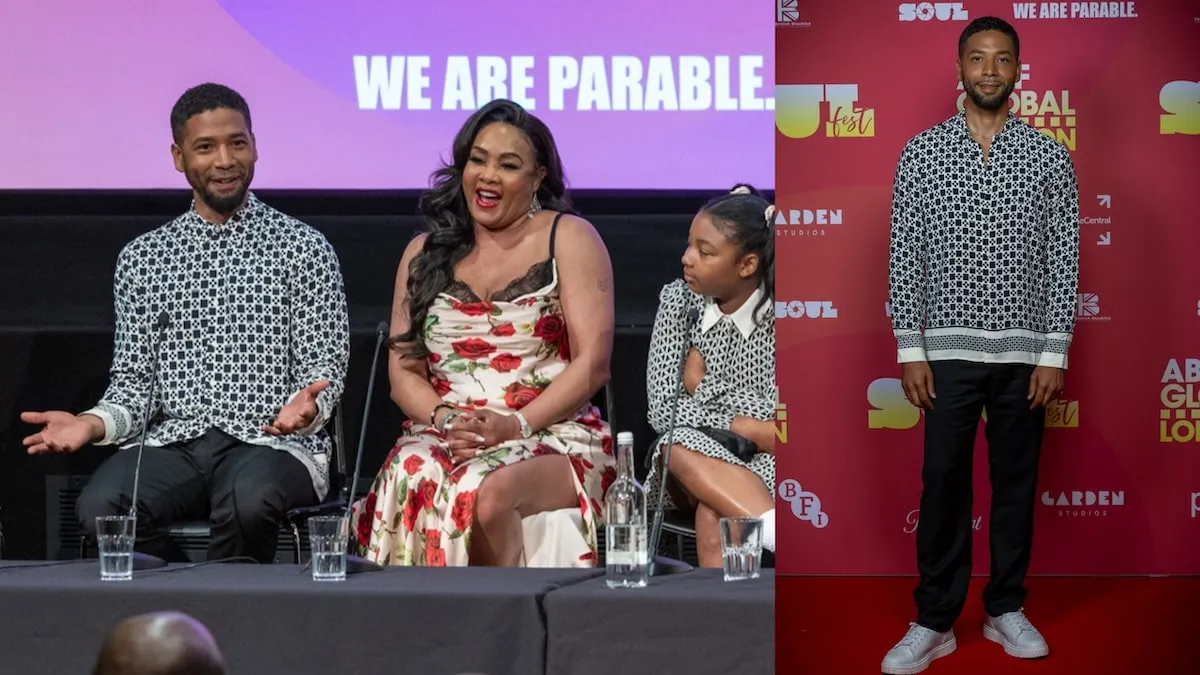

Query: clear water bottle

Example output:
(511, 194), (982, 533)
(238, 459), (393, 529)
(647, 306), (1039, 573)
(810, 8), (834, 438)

(605, 431), (648, 588)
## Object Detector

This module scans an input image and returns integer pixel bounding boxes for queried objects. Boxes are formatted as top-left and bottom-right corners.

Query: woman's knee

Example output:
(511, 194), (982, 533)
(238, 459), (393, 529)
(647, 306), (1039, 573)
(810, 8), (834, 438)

(694, 504), (722, 549)
(473, 454), (575, 527)
(473, 468), (517, 528)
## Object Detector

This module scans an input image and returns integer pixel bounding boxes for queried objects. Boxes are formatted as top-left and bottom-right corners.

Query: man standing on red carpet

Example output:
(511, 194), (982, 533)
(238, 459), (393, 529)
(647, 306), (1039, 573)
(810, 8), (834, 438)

(880, 16), (1080, 675)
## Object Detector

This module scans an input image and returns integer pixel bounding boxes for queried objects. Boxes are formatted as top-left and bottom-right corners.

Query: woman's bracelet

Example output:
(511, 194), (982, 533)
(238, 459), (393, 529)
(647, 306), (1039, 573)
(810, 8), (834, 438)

(430, 402), (454, 428)
(438, 408), (466, 434)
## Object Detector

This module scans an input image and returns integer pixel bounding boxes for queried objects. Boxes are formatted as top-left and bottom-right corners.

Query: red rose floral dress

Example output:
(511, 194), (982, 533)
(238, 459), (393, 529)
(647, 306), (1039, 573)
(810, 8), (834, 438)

(350, 215), (615, 566)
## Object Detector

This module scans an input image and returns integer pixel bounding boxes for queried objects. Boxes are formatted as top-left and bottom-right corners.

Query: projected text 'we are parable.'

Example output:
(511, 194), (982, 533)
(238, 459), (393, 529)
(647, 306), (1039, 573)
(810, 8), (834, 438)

(353, 55), (773, 111)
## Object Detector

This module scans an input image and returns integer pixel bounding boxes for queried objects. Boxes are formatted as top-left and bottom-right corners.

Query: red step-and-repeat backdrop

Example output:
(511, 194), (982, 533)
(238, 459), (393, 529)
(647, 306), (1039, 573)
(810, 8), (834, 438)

(774, 1), (1200, 575)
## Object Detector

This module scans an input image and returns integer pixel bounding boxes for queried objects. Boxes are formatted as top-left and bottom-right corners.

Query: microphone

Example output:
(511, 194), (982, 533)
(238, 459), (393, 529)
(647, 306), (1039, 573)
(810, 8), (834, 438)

(647, 306), (700, 577)
(127, 310), (170, 571)
(340, 321), (390, 574)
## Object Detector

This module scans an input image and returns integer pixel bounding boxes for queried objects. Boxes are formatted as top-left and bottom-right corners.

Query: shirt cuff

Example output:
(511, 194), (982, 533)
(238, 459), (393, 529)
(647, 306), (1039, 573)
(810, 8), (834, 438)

(897, 347), (928, 363)
(80, 405), (121, 446)
(1037, 352), (1068, 369)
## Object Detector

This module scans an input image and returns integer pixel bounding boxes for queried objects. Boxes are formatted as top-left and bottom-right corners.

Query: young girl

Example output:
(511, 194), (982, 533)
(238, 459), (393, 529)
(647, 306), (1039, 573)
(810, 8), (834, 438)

(644, 184), (777, 567)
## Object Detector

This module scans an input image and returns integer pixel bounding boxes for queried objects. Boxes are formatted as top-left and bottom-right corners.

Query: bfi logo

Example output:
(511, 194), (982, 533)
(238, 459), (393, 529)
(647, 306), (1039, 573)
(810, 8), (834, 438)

(899, 2), (969, 21)
(779, 479), (829, 528)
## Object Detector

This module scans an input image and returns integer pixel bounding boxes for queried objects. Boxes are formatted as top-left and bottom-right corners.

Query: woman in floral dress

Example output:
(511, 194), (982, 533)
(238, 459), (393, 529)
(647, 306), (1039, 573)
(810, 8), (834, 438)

(350, 99), (616, 567)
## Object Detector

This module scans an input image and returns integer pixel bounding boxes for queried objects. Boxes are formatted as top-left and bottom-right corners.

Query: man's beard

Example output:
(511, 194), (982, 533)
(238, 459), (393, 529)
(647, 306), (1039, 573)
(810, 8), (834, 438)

(964, 78), (1015, 112)
(186, 168), (252, 216)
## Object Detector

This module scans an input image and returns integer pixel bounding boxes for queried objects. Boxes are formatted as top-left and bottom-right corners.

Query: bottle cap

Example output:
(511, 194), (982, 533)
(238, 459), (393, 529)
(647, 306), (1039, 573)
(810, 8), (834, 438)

(616, 431), (634, 445)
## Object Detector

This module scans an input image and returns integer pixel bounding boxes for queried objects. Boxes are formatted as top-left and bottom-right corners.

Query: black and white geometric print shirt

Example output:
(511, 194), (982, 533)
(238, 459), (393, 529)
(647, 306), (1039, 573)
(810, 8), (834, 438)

(646, 280), (776, 433)
(82, 193), (350, 498)
(888, 110), (1080, 369)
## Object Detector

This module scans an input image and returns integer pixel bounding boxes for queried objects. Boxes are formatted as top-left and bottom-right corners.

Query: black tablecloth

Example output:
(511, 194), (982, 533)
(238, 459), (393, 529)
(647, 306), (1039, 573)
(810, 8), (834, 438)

(544, 569), (775, 675)
(0, 560), (602, 675)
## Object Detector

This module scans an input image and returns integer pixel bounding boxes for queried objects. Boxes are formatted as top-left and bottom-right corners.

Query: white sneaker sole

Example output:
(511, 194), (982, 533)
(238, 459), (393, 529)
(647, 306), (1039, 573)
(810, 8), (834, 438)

(983, 624), (1050, 659)
(880, 635), (957, 675)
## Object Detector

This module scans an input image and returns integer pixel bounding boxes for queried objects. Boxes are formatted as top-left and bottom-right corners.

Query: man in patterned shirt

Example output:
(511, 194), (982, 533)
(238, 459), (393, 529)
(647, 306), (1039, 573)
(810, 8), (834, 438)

(21, 83), (350, 564)
(881, 17), (1079, 674)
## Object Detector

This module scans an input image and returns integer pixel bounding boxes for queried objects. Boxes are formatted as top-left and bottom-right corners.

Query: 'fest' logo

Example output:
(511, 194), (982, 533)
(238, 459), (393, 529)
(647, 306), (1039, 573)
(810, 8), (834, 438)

(777, 84), (875, 139)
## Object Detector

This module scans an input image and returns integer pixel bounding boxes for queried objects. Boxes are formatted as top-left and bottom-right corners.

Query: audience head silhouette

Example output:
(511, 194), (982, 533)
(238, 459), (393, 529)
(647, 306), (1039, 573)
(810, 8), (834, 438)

(93, 612), (227, 675)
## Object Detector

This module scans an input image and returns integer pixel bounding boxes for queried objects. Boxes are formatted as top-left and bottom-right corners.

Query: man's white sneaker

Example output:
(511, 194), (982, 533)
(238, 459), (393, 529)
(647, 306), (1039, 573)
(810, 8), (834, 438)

(983, 609), (1049, 659)
(880, 622), (957, 675)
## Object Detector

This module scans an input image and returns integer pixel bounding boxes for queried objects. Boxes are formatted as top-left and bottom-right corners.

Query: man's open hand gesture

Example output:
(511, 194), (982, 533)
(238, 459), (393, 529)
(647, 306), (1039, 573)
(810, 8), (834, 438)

(263, 380), (330, 436)
(22, 411), (102, 454)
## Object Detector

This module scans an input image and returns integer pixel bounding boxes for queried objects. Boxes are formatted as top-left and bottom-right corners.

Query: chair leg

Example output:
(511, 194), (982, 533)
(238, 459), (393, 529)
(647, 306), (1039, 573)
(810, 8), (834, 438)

(291, 522), (302, 565)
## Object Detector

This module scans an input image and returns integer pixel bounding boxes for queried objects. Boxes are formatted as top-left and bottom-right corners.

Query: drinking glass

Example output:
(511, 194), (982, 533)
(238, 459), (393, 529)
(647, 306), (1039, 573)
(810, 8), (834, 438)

(95, 515), (135, 581)
(719, 516), (763, 582)
(308, 515), (349, 581)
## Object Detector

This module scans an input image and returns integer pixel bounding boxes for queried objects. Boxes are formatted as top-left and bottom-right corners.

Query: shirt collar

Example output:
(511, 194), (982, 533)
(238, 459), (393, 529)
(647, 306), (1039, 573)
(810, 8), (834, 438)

(180, 191), (263, 231)
(949, 109), (1020, 142)
(700, 286), (769, 339)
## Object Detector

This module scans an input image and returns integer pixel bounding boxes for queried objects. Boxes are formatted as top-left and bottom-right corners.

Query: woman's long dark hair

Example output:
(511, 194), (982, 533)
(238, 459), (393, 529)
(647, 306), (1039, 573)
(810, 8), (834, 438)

(699, 183), (775, 322)
(391, 99), (574, 358)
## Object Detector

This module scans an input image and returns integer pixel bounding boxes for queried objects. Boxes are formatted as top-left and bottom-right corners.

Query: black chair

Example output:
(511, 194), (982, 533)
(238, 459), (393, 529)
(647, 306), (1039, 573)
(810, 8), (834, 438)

(78, 407), (347, 564)
(661, 511), (699, 563)
(280, 409), (354, 561)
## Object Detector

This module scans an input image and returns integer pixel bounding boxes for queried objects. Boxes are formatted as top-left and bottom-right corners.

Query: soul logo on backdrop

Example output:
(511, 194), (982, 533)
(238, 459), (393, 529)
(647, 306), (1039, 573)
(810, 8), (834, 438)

(898, 2), (969, 22)
(1160, 358), (1200, 443)
(1160, 80), (1200, 135)
(867, 377), (1079, 429)
(776, 84), (875, 138)
(775, 300), (838, 319)
(957, 64), (1076, 150)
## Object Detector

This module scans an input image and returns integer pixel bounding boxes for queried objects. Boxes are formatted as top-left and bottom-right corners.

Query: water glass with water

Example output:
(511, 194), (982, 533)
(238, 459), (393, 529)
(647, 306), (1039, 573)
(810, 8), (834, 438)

(308, 515), (349, 581)
(96, 515), (135, 581)
(719, 516), (763, 582)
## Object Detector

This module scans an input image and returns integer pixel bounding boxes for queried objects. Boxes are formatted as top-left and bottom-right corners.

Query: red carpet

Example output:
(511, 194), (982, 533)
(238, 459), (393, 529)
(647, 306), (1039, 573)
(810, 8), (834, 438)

(777, 576), (1200, 674)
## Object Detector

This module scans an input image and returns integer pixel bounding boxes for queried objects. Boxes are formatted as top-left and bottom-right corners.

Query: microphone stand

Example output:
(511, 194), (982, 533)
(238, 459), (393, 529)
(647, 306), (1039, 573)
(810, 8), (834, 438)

(128, 311), (170, 571)
(340, 321), (390, 574)
(647, 307), (699, 576)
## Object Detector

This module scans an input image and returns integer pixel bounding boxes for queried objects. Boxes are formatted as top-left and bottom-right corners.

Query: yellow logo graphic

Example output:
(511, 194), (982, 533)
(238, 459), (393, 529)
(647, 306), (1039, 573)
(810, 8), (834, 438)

(1044, 399), (1079, 428)
(958, 64), (1076, 150)
(775, 397), (788, 444)
(1160, 81), (1200, 135)
(868, 378), (1079, 430)
(867, 378), (922, 430)
(1160, 358), (1200, 443)
(776, 84), (875, 139)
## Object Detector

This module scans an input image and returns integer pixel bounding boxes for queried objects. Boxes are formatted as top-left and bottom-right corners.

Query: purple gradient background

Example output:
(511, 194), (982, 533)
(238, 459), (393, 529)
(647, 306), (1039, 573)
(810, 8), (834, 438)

(0, 0), (773, 189)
